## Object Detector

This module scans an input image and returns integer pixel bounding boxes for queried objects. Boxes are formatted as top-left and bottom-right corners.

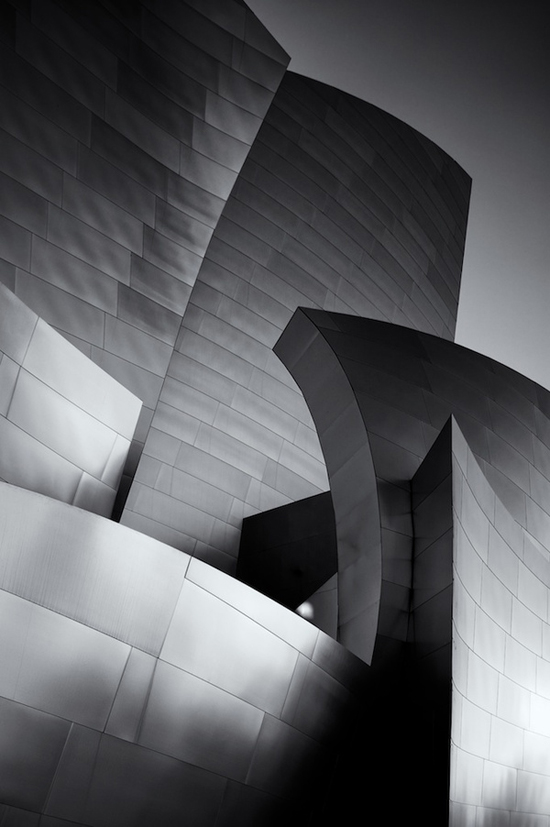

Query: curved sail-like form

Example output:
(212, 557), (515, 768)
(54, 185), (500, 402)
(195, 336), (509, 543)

(0, 482), (367, 824)
(275, 309), (550, 822)
(121, 71), (471, 570)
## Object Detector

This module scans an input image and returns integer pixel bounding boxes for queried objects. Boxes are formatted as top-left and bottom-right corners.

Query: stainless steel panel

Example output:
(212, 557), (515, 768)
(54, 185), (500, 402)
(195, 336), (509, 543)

(0, 88), (74, 180)
(43, 724), (102, 823)
(14, 602), (129, 729)
(412, 530), (453, 610)
(47, 205), (131, 284)
(504, 635), (536, 691)
(62, 174), (143, 254)
(101, 433), (133, 488)
(512, 596), (542, 656)
(487, 524), (519, 594)
(218, 64), (274, 118)
(186, 556), (319, 657)
(127, 38), (206, 118)
(155, 199), (213, 256)
(215, 780), (291, 827)
(238, 41), (287, 92)
(141, 10), (218, 91)
(143, 225), (202, 282)
(72, 472), (118, 516)
(281, 654), (354, 745)
(205, 90), (261, 144)
(0, 482), (189, 655)
(262, 458), (325, 501)
(0, 258), (15, 291)
(167, 177), (224, 234)
(0, 46), (91, 143)
(0, 695), (70, 812)
(212, 405), (284, 461)
(130, 254), (191, 315)
(0, 589), (32, 700)
(15, 15), (104, 117)
(92, 349), (164, 410)
(104, 315), (172, 376)
(413, 587), (452, 656)
(191, 119), (249, 173)
(148, 401), (201, 443)
(173, 443), (250, 499)
(91, 116), (168, 198)
(116, 61), (194, 145)
(8, 368), (119, 479)
(0, 416), (81, 503)
(16, 271), (106, 348)
(0, 805), (40, 826)
(0, 169), (48, 237)
(245, 714), (332, 798)
(78, 145), (156, 224)
(84, 734), (227, 827)
(0, 353), (18, 421)
(148, 1), (233, 65)
(139, 659), (263, 781)
(155, 466), (234, 523)
(24, 318), (141, 439)
(0, 281), (37, 363)
(161, 579), (299, 716)
(486, 429), (531, 494)
(118, 284), (180, 346)
(193, 422), (268, 480)
(179, 143), (237, 199)
(105, 90), (180, 173)
(31, 0), (117, 86)
(30, 235), (117, 314)
(105, 648), (156, 742)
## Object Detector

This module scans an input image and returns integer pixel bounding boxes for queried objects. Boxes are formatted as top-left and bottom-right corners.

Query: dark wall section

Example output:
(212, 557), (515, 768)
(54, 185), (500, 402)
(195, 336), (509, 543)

(238, 491), (337, 610)
(122, 71), (471, 570)
(0, 0), (288, 513)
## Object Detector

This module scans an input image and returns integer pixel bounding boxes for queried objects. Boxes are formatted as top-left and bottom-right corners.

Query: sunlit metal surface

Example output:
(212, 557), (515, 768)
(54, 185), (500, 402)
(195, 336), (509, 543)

(0, 0), (289, 514)
(0, 283), (141, 517)
(122, 70), (471, 569)
(0, 482), (368, 824)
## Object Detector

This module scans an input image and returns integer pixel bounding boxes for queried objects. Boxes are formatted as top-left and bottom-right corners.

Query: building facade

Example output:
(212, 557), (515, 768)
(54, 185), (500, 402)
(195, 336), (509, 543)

(0, 0), (548, 824)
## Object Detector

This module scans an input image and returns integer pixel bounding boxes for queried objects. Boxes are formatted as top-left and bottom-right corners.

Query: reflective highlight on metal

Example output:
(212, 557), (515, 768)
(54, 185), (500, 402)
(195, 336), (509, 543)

(275, 309), (550, 821)
(122, 71), (471, 568)
(0, 0), (289, 509)
(0, 0), (547, 823)
(0, 481), (367, 824)
(0, 282), (141, 516)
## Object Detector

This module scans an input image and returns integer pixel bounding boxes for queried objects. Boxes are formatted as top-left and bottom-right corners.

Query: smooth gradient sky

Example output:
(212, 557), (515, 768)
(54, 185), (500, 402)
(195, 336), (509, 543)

(247, 0), (550, 388)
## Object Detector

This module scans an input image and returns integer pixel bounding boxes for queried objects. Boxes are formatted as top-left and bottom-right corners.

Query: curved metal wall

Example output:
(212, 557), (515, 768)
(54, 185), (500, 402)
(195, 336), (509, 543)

(122, 71), (471, 570)
(0, 481), (368, 825)
(0, 0), (288, 503)
(275, 309), (550, 820)
(451, 423), (550, 824)
(276, 310), (550, 661)
(0, 282), (141, 516)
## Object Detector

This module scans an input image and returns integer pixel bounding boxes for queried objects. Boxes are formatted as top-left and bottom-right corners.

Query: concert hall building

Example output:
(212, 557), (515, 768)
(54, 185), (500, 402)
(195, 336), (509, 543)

(0, 1), (548, 823)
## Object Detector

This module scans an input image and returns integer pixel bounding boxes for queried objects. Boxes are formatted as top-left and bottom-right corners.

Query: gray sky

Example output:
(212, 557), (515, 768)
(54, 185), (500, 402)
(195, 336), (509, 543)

(247, 0), (550, 389)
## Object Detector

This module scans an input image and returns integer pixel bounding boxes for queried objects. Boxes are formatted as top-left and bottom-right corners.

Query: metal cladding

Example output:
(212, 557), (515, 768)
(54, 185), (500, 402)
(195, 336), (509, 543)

(0, 0), (289, 507)
(0, 481), (367, 824)
(0, 0), (546, 824)
(121, 70), (471, 570)
(0, 281), (141, 516)
(275, 309), (550, 820)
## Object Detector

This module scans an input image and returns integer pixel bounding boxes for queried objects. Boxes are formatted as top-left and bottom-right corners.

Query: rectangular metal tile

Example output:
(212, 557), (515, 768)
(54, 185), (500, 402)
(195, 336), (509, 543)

(47, 205), (131, 283)
(0, 696), (69, 811)
(139, 660), (263, 781)
(161, 579), (298, 716)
